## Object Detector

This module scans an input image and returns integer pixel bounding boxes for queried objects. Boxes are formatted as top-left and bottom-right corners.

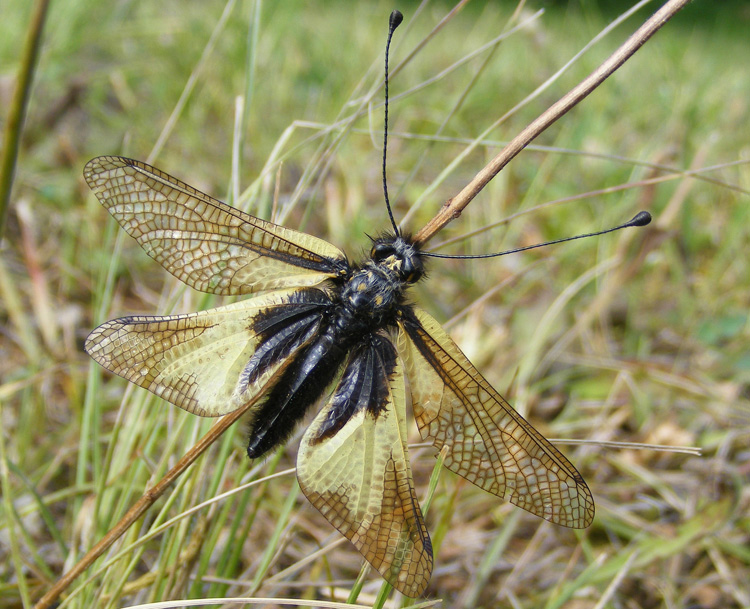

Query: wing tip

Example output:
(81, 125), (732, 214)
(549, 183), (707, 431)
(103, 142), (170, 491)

(83, 155), (143, 190)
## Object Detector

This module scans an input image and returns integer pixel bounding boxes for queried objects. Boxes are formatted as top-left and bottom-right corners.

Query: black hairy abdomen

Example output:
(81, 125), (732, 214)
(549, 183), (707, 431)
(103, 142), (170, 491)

(246, 326), (351, 458)
(311, 333), (398, 443)
(244, 242), (421, 459)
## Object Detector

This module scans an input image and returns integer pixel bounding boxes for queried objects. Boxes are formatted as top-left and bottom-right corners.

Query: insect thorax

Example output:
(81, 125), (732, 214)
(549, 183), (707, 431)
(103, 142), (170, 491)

(337, 235), (425, 329)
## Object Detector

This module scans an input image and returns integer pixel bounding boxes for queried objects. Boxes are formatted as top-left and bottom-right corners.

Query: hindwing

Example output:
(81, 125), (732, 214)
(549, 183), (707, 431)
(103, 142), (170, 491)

(84, 156), (347, 295)
(85, 288), (330, 417)
(297, 334), (433, 597)
(398, 307), (595, 529)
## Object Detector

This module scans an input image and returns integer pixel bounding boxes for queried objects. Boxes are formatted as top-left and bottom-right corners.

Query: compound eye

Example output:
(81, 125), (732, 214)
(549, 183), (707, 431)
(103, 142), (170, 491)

(402, 262), (422, 283)
(400, 256), (424, 283)
(371, 242), (395, 260)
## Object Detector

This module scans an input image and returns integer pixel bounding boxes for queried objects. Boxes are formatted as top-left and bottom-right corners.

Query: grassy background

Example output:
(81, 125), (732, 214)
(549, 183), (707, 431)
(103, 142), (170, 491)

(2, 0), (749, 607)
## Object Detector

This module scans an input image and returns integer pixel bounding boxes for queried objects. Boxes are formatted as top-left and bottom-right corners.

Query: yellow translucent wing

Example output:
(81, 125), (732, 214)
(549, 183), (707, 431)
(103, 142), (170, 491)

(84, 156), (346, 295)
(297, 355), (433, 597)
(398, 308), (595, 528)
(85, 288), (320, 416)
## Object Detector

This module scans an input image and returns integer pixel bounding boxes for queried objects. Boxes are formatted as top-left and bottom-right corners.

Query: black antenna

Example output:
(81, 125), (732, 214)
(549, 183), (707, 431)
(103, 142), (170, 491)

(382, 10), (403, 236)
(422, 211), (652, 259)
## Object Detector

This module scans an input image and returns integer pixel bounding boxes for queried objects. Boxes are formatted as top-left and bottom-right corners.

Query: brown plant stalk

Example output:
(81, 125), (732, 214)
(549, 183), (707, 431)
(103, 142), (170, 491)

(413, 0), (692, 247)
(32, 396), (261, 609)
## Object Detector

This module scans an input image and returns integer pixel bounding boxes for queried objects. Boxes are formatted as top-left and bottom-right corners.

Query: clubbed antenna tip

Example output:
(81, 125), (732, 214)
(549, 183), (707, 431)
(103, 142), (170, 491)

(629, 211), (652, 227)
(390, 10), (403, 31)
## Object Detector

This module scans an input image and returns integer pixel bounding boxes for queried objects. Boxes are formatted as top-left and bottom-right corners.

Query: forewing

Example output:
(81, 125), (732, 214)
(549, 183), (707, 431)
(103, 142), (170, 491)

(297, 338), (433, 597)
(85, 288), (326, 416)
(399, 307), (594, 528)
(84, 156), (346, 295)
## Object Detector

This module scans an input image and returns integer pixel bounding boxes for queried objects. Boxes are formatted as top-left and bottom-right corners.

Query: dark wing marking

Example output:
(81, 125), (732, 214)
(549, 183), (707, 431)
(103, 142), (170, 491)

(84, 156), (347, 295)
(398, 307), (594, 529)
(297, 334), (433, 597)
(85, 288), (327, 416)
